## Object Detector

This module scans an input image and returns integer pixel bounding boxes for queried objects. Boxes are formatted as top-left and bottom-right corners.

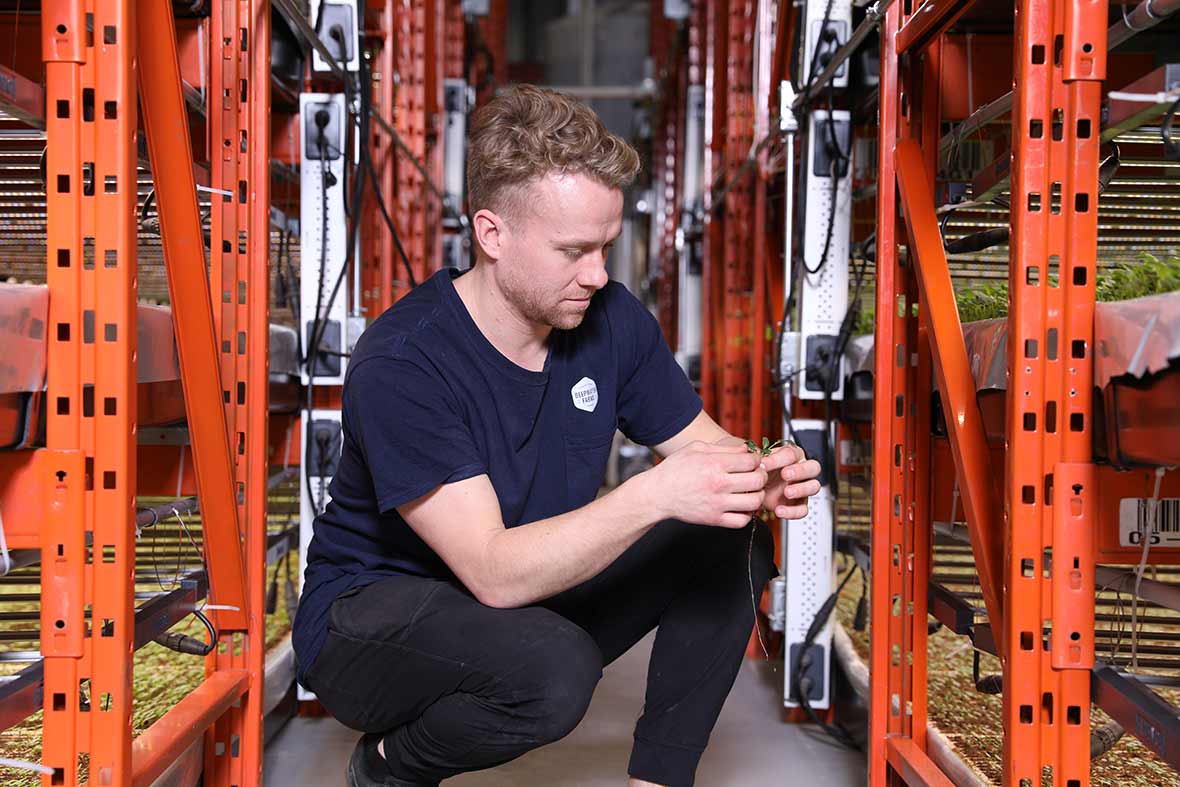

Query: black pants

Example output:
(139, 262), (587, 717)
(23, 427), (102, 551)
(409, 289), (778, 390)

(303, 519), (776, 787)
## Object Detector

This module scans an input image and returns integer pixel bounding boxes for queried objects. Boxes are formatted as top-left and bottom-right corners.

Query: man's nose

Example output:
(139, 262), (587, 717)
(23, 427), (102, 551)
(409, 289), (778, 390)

(579, 261), (609, 290)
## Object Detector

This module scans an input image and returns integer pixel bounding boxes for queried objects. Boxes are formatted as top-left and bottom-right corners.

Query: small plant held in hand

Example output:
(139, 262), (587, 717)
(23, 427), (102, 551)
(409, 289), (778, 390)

(745, 437), (784, 456)
(742, 434), (793, 667)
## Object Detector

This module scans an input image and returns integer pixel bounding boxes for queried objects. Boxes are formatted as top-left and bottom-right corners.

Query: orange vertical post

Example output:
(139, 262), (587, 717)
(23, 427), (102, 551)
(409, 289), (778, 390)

(41, 0), (139, 783)
(869, 4), (911, 784)
(718, 0), (754, 436)
(1002, 0), (1103, 778)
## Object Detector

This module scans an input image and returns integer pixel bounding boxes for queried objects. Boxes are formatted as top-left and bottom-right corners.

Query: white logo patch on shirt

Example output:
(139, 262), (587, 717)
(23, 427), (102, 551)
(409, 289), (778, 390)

(571, 377), (599, 413)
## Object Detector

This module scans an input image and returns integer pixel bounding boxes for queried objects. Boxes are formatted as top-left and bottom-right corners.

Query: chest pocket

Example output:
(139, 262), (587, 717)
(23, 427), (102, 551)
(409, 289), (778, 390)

(564, 431), (615, 506)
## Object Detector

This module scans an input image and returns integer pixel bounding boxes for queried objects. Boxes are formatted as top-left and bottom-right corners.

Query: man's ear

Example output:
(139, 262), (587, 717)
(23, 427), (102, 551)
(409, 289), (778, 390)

(471, 208), (506, 262)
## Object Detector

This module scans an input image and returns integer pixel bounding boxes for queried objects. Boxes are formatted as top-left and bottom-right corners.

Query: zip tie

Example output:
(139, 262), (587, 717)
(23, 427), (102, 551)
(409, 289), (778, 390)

(1108, 90), (1180, 103)
(175, 444), (185, 500)
(0, 506), (10, 577)
(203, 605), (241, 612)
(0, 757), (54, 776)
(196, 184), (234, 198)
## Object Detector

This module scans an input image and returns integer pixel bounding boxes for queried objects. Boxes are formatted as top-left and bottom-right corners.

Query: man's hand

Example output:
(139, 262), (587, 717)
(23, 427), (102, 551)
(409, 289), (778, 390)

(759, 443), (822, 520)
(639, 441), (768, 528)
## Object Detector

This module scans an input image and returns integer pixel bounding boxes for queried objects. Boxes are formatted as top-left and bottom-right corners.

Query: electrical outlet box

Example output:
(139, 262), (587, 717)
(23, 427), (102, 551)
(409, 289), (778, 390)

(802, 0), (852, 89)
(812, 116), (851, 178)
(804, 334), (838, 394)
(309, 0), (360, 73)
(303, 100), (343, 161)
(297, 408), (342, 702)
(300, 93), (349, 386)
(304, 319), (342, 377)
(782, 419), (835, 709)
(797, 109), (851, 401)
(307, 419), (343, 478)
(788, 643), (827, 702)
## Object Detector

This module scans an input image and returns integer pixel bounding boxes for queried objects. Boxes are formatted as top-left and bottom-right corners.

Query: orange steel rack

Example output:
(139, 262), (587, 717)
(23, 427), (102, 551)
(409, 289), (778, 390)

(0, 0), (477, 784)
(652, 0), (1180, 783)
(870, 0), (1109, 778)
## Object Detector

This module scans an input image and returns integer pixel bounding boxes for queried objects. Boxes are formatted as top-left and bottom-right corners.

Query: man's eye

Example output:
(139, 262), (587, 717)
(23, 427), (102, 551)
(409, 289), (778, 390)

(564, 249), (582, 259)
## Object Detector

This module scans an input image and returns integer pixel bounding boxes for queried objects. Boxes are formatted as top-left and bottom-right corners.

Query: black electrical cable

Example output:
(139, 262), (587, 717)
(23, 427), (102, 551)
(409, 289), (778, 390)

(304, 118), (334, 518)
(793, 562), (862, 751)
(361, 148), (418, 289)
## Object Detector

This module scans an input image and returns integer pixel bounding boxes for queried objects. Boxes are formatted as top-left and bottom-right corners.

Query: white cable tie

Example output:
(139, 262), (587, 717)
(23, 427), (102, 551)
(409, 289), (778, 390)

(196, 184), (234, 198)
(1108, 90), (1180, 103)
(203, 605), (241, 612)
(0, 506), (10, 577)
(0, 758), (54, 776)
(176, 444), (186, 500)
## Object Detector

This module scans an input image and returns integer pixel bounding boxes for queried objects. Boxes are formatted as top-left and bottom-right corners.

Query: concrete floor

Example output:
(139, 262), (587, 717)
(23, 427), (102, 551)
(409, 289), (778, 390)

(264, 634), (865, 786)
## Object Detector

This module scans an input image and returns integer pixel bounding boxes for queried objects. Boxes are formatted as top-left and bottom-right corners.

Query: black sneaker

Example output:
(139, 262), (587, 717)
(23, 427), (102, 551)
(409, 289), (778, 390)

(346, 734), (436, 787)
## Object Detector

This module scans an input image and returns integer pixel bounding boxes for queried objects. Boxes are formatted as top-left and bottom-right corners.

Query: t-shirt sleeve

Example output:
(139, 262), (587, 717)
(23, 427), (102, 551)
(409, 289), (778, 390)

(611, 285), (703, 446)
(344, 357), (486, 513)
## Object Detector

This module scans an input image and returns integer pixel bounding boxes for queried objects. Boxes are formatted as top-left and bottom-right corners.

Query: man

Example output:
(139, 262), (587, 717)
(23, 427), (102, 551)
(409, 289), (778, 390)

(293, 85), (822, 787)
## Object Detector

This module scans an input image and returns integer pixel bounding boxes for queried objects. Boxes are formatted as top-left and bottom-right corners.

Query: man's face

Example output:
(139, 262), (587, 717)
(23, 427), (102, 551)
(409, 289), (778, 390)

(495, 172), (623, 331)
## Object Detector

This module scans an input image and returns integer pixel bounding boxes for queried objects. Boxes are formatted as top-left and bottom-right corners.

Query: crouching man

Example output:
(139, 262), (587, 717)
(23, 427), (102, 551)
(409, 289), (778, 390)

(293, 85), (822, 787)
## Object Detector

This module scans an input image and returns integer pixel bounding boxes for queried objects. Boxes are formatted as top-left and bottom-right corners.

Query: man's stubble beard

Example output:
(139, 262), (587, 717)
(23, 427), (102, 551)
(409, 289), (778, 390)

(502, 268), (586, 331)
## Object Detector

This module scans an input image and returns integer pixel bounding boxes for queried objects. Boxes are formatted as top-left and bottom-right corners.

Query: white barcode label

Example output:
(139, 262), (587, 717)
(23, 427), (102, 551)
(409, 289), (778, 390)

(1118, 498), (1180, 547)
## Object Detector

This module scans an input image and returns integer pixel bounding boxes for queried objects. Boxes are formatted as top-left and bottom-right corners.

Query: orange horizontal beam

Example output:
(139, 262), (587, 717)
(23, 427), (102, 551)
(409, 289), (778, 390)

(894, 139), (1005, 652)
(895, 0), (977, 55)
(886, 737), (955, 787)
(130, 670), (249, 787)
(0, 63), (45, 128)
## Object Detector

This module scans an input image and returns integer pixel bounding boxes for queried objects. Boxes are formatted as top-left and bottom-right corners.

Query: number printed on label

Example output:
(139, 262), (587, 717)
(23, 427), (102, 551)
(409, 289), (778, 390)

(1118, 498), (1180, 547)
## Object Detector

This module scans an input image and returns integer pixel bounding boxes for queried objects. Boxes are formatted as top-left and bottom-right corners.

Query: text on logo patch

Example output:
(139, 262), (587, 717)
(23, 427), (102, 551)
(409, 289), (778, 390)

(571, 377), (599, 413)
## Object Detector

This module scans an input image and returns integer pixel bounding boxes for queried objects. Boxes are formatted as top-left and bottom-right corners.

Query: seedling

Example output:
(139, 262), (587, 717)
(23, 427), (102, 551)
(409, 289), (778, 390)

(745, 437), (785, 456)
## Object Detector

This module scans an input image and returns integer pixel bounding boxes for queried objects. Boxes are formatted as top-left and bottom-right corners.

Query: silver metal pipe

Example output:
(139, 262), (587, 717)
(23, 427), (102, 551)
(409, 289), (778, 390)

(1109, 0), (1180, 48)
(135, 468), (297, 531)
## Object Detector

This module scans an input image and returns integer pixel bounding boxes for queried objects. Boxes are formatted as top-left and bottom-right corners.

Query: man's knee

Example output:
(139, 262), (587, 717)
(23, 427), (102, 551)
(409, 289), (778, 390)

(510, 614), (603, 744)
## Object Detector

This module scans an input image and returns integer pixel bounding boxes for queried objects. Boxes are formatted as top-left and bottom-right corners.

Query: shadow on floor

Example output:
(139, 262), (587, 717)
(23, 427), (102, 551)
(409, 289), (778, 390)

(265, 634), (866, 786)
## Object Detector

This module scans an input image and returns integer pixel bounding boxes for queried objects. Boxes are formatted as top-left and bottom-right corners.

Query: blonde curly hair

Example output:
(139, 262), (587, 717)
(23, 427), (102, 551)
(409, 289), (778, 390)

(466, 84), (641, 221)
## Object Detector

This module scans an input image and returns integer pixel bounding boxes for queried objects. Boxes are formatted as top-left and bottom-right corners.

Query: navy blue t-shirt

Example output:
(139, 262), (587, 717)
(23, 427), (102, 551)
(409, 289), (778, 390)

(292, 269), (702, 682)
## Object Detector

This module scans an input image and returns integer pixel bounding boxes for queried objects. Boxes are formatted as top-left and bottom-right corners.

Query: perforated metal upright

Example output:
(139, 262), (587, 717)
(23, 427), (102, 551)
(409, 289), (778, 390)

(869, 0), (1106, 780)
(1000, 0), (1102, 778)
(202, 0), (272, 780)
(40, 0), (139, 782)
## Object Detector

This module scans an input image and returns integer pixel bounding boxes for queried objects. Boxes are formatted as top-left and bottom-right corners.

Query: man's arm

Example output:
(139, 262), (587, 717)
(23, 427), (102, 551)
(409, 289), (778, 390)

(398, 442), (767, 609)
(652, 410), (823, 521)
